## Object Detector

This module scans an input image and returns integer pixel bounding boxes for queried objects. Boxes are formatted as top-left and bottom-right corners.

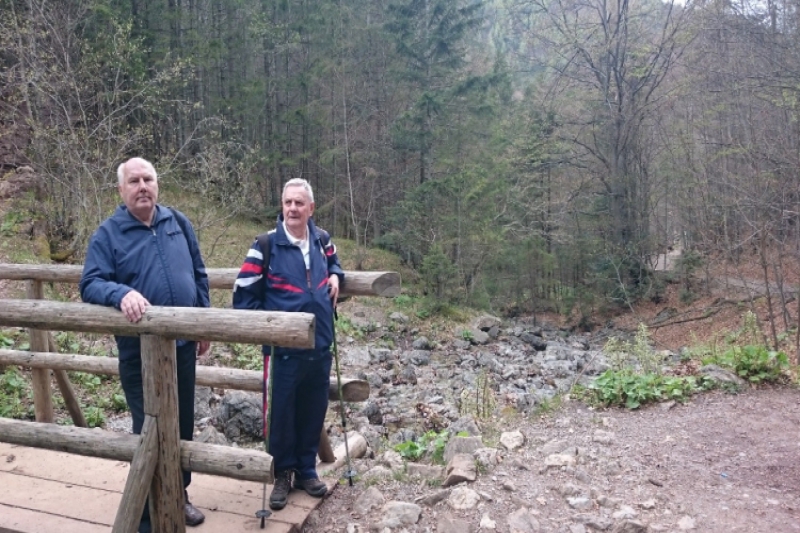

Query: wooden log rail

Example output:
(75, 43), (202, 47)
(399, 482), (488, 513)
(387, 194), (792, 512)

(0, 348), (370, 401)
(0, 263), (402, 297)
(0, 303), (314, 533)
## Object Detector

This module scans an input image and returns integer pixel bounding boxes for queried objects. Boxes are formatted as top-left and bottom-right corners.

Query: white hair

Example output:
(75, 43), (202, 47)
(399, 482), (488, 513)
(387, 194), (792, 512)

(283, 178), (314, 203)
(117, 157), (158, 185)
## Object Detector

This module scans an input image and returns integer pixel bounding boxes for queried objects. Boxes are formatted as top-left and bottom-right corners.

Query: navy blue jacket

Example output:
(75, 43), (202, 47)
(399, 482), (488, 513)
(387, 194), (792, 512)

(79, 205), (210, 360)
(232, 216), (344, 357)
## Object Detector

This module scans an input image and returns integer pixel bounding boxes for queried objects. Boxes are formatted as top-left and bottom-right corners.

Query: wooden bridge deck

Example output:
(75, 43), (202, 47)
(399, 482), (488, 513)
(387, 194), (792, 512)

(0, 442), (337, 533)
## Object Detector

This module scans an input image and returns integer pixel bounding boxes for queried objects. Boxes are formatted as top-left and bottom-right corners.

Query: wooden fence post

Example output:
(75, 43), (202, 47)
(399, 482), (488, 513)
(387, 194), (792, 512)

(141, 335), (185, 533)
(26, 280), (53, 423)
(113, 415), (159, 533)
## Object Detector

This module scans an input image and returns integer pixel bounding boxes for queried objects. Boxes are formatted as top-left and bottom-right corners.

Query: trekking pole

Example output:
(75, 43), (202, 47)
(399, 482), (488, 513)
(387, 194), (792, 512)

(256, 345), (274, 528)
(332, 309), (356, 486)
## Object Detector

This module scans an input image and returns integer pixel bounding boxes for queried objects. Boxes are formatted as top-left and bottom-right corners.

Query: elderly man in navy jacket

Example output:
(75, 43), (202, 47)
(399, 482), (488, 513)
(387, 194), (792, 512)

(233, 178), (344, 511)
(80, 157), (208, 532)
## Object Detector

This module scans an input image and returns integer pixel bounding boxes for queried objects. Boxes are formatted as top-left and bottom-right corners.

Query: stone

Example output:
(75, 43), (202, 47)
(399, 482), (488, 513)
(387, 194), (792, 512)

(592, 430), (615, 445)
(474, 315), (502, 331)
(506, 507), (540, 533)
(540, 439), (568, 455)
(474, 447), (501, 471)
(343, 346), (371, 366)
(376, 501), (422, 529)
(699, 364), (747, 387)
(480, 513), (497, 530)
(389, 312), (409, 323)
(567, 497), (593, 510)
(448, 486), (481, 510)
(500, 430), (526, 451)
(610, 520), (648, 533)
(402, 350), (431, 365)
(194, 425), (228, 446)
(412, 336), (432, 350)
(444, 435), (484, 463)
(573, 514), (614, 531)
(361, 465), (393, 481)
(443, 453), (477, 487)
(379, 450), (406, 471)
(469, 328), (491, 345)
(416, 489), (450, 507)
(638, 499), (656, 510)
(437, 514), (476, 533)
(193, 386), (221, 421)
(545, 454), (576, 467)
(677, 515), (696, 530)
(407, 462), (444, 479)
(569, 525), (587, 533)
(353, 486), (385, 515)
(219, 390), (262, 440)
(612, 505), (638, 520)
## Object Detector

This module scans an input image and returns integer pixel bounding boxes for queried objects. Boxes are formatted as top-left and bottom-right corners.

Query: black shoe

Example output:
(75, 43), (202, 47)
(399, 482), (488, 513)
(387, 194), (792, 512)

(293, 476), (327, 497)
(184, 502), (205, 527)
(270, 470), (293, 510)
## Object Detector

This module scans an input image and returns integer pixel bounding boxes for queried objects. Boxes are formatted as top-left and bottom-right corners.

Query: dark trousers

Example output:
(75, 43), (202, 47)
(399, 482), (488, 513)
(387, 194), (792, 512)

(119, 341), (197, 533)
(268, 353), (332, 479)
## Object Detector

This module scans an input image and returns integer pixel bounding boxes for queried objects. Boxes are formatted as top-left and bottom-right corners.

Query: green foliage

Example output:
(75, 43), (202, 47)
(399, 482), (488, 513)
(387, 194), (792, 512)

(228, 343), (263, 371)
(587, 370), (701, 409)
(0, 367), (33, 419)
(335, 316), (367, 340)
(84, 406), (106, 428)
(393, 429), (452, 464)
(420, 244), (459, 302)
(0, 332), (14, 348)
(582, 323), (702, 409)
(703, 345), (789, 383)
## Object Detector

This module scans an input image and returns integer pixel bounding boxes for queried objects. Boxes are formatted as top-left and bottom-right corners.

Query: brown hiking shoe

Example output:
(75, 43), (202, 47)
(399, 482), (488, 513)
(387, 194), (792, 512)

(269, 470), (293, 510)
(293, 476), (327, 497)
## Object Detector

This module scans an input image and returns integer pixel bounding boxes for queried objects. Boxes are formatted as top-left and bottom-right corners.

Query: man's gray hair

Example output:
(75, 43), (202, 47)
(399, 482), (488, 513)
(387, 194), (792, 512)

(283, 178), (314, 203)
(117, 157), (158, 185)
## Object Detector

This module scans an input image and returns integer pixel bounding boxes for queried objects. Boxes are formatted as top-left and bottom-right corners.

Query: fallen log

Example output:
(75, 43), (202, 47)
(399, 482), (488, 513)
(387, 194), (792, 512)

(0, 418), (274, 483)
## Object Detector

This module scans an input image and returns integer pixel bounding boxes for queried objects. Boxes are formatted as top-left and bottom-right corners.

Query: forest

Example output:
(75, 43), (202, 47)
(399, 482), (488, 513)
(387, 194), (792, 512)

(1, 0), (799, 327)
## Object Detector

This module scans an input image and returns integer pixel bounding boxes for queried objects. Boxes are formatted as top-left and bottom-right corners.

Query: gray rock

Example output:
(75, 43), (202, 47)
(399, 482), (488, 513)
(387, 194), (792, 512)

(592, 430), (615, 445)
(407, 462), (444, 479)
(369, 347), (392, 363)
(474, 315), (502, 331)
(567, 497), (593, 510)
(354, 486), (385, 515)
(448, 486), (481, 510)
(444, 435), (483, 463)
(376, 501), (422, 529)
(402, 350), (431, 365)
(452, 339), (472, 350)
(219, 390), (262, 440)
(194, 386), (221, 421)
(437, 514), (476, 533)
(612, 505), (638, 520)
(521, 333), (548, 351)
(194, 425), (228, 445)
(359, 401), (383, 425)
(416, 489), (450, 507)
(412, 336), (432, 350)
(540, 439), (568, 455)
(506, 507), (541, 533)
(343, 346), (371, 366)
(500, 430), (526, 451)
(442, 453), (477, 487)
(398, 365), (418, 384)
(611, 520), (648, 533)
(361, 465), (393, 480)
(389, 312), (409, 323)
(474, 447), (501, 471)
(574, 514), (614, 531)
(469, 329), (490, 345)
(700, 364), (747, 387)
(677, 515), (697, 530)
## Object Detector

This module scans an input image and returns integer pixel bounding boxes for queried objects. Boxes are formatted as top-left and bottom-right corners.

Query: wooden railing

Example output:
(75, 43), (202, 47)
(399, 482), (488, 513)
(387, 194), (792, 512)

(0, 263), (401, 533)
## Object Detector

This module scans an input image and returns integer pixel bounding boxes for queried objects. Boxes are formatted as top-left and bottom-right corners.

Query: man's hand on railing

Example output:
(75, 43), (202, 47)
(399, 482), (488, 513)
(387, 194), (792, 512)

(120, 290), (150, 323)
(197, 341), (211, 357)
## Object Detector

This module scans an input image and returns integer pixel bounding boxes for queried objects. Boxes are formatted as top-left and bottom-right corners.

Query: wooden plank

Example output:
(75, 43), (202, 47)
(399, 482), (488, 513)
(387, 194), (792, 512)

(112, 415), (158, 533)
(0, 264), (401, 297)
(140, 335), (185, 533)
(0, 471), (119, 524)
(0, 349), (370, 401)
(0, 503), (111, 533)
(0, 420), (274, 482)
(0, 300), (315, 348)
(26, 280), (53, 424)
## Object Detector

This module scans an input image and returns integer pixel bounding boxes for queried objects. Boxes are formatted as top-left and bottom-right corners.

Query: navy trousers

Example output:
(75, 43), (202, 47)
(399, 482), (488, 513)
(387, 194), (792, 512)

(119, 341), (197, 533)
(268, 353), (332, 479)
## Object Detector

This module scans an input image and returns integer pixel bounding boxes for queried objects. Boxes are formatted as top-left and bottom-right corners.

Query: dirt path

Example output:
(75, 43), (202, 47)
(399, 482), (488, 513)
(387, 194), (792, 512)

(307, 386), (800, 532)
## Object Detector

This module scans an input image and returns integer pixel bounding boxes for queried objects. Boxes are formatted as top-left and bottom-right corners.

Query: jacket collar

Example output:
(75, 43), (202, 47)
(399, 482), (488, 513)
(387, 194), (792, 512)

(112, 204), (171, 232)
(275, 214), (319, 245)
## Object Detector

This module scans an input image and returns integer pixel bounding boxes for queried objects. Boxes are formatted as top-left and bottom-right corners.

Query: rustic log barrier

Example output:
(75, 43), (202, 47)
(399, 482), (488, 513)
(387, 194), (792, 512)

(0, 303), (312, 533)
(0, 263), (401, 532)
(0, 348), (370, 401)
(0, 264), (402, 297)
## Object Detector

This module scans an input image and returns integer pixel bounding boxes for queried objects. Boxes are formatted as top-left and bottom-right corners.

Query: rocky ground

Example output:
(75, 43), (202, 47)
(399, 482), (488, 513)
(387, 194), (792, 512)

(187, 300), (799, 533)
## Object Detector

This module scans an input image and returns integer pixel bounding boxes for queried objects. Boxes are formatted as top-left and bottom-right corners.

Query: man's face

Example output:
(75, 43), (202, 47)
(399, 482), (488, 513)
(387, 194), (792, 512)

(282, 184), (314, 238)
(118, 159), (159, 225)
